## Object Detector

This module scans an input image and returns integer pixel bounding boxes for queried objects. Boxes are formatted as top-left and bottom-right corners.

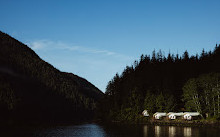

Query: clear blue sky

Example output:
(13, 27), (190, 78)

(1, 0), (220, 92)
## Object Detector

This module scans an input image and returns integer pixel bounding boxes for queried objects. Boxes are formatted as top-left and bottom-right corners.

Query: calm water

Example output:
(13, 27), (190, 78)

(1, 123), (220, 137)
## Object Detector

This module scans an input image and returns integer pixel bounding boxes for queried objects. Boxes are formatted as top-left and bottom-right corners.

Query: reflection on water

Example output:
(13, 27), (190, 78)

(2, 123), (220, 137)
(153, 126), (193, 137)
(34, 124), (107, 137)
(183, 127), (192, 137)
(168, 126), (176, 137)
(152, 125), (194, 137)
(155, 126), (161, 137)
(143, 125), (148, 137)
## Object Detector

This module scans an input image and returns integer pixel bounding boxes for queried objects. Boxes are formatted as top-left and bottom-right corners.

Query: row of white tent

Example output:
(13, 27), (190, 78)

(142, 110), (201, 120)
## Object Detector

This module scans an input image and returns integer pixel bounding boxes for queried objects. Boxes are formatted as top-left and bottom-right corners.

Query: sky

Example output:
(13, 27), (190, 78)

(1, 0), (220, 92)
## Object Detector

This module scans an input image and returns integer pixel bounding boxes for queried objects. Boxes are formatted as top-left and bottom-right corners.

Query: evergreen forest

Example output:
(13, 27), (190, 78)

(98, 44), (220, 122)
(1, 30), (220, 124)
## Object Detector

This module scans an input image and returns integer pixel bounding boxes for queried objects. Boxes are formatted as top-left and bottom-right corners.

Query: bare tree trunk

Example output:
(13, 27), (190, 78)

(193, 94), (201, 113)
(205, 84), (211, 114)
(217, 81), (219, 116)
(218, 91), (219, 116)
(205, 91), (208, 105)
(193, 96), (198, 112)
(213, 96), (216, 116)
(207, 93), (211, 113)
(196, 94), (201, 113)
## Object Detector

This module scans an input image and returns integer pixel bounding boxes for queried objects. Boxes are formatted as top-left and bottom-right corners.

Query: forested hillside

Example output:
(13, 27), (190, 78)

(98, 44), (220, 122)
(0, 31), (103, 123)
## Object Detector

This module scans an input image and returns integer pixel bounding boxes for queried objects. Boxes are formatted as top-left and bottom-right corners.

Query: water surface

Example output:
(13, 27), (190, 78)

(1, 123), (220, 137)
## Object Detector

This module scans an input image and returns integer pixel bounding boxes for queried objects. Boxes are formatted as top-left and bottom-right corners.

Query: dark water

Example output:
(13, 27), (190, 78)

(1, 123), (220, 137)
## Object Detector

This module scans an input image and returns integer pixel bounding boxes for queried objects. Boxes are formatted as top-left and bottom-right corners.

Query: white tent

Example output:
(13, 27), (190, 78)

(153, 112), (167, 119)
(183, 112), (200, 120)
(167, 112), (184, 120)
(142, 110), (149, 116)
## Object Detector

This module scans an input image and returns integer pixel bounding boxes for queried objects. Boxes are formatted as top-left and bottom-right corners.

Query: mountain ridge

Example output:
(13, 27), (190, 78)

(0, 31), (103, 123)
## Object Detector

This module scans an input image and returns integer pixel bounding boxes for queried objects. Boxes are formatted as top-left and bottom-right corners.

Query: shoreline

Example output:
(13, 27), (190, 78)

(146, 120), (220, 127)
(103, 119), (220, 128)
(1, 118), (220, 128)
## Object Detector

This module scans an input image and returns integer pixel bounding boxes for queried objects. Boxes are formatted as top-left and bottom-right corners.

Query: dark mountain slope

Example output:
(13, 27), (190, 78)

(0, 31), (103, 123)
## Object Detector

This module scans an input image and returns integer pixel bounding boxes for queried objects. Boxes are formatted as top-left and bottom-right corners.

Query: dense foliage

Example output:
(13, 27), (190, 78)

(0, 31), (103, 123)
(98, 44), (220, 122)
(183, 73), (220, 118)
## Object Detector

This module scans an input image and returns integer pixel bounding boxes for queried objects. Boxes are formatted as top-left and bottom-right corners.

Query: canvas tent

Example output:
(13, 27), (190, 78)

(183, 112), (200, 120)
(142, 110), (149, 116)
(167, 112), (184, 120)
(153, 112), (167, 119)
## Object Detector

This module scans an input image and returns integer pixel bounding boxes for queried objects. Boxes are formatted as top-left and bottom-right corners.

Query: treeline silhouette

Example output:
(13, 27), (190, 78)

(0, 31), (103, 124)
(98, 44), (220, 122)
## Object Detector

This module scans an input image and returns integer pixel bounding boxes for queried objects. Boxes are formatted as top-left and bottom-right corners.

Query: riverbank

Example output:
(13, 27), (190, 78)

(146, 119), (220, 127)
(102, 118), (220, 128)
